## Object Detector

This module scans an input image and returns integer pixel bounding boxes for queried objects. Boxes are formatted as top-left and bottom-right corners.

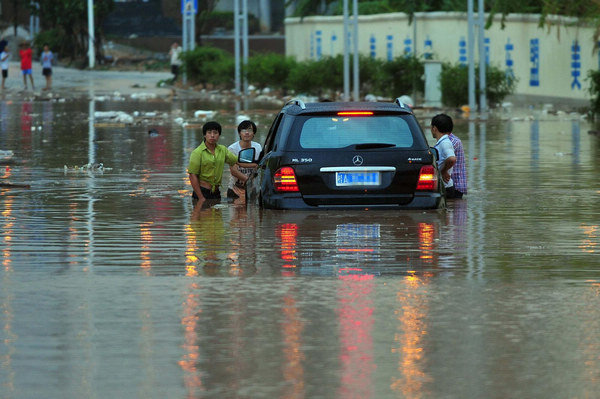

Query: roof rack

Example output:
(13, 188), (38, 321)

(285, 99), (306, 110)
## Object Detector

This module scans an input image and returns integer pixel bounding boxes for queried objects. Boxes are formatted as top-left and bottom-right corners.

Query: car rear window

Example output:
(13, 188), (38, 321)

(298, 115), (414, 149)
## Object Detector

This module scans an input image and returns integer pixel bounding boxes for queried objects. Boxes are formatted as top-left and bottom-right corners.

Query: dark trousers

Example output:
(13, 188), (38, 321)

(192, 186), (221, 200)
(446, 186), (464, 199)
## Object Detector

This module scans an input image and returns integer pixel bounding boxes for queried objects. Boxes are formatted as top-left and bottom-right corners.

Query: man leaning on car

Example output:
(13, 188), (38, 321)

(431, 114), (459, 199)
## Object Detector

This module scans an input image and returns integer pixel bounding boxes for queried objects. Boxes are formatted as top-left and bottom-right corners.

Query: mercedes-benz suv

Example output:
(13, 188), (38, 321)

(254, 98), (445, 210)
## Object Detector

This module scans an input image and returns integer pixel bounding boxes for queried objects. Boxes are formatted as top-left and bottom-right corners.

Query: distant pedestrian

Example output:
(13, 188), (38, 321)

(169, 42), (182, 83)
(1, 45), (10, 90)
(0, 36), (7, 54)
(40, 44), (54, 90)
(19, 42), (34, 90)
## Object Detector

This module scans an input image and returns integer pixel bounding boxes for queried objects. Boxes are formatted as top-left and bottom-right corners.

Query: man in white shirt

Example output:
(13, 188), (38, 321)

(227, 120), (262, 199)
(431, 114), (457, 198)
(168, 42), (182, 83)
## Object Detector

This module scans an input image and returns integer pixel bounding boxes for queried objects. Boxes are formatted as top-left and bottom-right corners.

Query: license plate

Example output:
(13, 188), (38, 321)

(335, 171), (380, 186)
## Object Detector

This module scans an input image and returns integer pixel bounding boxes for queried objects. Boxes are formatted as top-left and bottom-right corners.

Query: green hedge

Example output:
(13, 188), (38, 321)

(587, 70), (600, 117)
(180, 47), (517, 106)
(440, 62), (517, 107)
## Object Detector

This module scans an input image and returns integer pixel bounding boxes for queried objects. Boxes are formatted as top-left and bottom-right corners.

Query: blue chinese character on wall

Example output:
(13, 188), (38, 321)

(315, 30), (322, 60)
(530, 38), (540, 87)
(370, 34), (376, 58)
(571, 40), (581, 90)
(424, 37), (433, 60)
(386, 35), (393, 61)
(331, 32), (337, 56)
(505, 38), (515, 80)
(485, 37), (490, 64)
(404, 36), (412, 55)
(459, 37), (467, 65)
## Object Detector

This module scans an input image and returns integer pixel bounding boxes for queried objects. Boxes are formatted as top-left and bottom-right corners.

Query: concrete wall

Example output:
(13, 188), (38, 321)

(285, 12), (598, 104)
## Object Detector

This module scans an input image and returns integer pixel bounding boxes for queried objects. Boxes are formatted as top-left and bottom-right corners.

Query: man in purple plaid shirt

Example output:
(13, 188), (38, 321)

(448, 132), (467, 198)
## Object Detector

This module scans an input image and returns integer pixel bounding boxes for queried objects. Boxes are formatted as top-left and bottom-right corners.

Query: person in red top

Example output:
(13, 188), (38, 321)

(19, 42), (34, 90)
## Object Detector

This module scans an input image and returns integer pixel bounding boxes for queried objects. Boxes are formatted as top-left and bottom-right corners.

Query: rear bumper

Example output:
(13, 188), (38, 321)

(261, 192), (444, 210)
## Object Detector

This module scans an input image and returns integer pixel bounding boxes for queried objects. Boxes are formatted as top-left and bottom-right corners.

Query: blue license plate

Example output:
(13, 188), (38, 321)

(335, 171), (380, 186)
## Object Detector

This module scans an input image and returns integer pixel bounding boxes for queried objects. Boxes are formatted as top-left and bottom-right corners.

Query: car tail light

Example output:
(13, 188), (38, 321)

(416, 165), (438, 191)
(274, 167), (299, 192)
(337, 111), (374, 116)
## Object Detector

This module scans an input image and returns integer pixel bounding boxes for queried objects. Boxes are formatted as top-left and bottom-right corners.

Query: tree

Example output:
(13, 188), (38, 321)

(30, 0), (114, 65)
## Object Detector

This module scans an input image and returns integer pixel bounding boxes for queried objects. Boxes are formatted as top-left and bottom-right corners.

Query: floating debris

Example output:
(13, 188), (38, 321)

(194, 110), (217, 120)
(63, 163), (111, 174)
(0, 181), (30, 189)
(0, 150), (14, 161)
(94, 111), (134, 124)
(130, 92), (157, 100)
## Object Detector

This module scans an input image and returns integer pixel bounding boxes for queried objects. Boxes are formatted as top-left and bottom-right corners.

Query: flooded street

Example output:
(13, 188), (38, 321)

(1, 94), (599, 398)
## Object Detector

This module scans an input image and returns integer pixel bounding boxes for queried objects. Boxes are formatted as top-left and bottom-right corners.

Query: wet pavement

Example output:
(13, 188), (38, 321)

(0, 69), (599, 398)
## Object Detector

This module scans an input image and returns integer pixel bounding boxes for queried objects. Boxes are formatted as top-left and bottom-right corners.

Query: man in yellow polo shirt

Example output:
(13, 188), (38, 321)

(187, 121), (249, 203)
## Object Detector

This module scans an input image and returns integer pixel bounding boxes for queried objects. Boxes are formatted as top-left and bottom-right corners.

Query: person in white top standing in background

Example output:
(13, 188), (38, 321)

(227, 120), (262, 200)
(431, 113), (457, 198)
(1, 45), (10, 90)
(40, 44), (54, 90)
(168, 42), (182, 84)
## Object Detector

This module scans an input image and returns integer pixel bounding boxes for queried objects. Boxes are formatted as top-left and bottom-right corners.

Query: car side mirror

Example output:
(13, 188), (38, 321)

(238, 148), (256, 163)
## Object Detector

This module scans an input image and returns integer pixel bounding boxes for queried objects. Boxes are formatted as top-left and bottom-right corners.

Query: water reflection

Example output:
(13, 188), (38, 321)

(337, 273), (375, 398)
(0, 193), (15, 397)
(571, 120), (580, 165)
(187, 203), (228, 274)
(179, 282), (204, 396)
(1, 100), (600, 398)
(281, 288), (306, 398)
(531, 118), (539, 169)
(391, 273), (432, 398)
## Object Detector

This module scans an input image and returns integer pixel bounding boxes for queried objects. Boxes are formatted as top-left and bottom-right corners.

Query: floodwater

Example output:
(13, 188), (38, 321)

(1, 97), (599, 399)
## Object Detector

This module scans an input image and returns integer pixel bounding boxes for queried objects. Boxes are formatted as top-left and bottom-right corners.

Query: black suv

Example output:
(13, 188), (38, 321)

(254, 98), (445, 210)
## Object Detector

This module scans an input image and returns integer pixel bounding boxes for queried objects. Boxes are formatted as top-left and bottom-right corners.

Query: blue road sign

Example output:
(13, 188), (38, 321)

(181, 0), (198, 15)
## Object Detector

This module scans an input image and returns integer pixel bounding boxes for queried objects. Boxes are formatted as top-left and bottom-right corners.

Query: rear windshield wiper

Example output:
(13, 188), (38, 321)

(354, 143), (397, 149)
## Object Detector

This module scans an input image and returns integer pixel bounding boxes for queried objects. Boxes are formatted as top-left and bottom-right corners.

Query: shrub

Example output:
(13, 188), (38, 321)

(371, 55), (424, 99)
(586, 69), (600, 117)
(440, 62), (516, 107)
(34, 29), (68, 60)
(287, 56), (344, 98)
(245, 53), (297, 93)
(180, 46), (233, 88)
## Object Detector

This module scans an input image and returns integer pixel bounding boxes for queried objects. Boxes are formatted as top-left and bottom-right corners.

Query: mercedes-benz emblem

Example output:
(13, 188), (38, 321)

(352, 155), (363, 166)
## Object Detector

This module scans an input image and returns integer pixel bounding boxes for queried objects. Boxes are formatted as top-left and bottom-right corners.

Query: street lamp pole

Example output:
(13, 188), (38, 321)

(352, 0), (359, 101)
(343, 0), (349, 101)
(88, 0), (95, 68)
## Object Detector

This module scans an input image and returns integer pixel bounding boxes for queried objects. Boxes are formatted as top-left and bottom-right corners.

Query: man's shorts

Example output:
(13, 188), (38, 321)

(22, 69), (32, 75)
(1, 69), (7, 78)
(42, 68), (52, 76)
(192, 186), (221, 200)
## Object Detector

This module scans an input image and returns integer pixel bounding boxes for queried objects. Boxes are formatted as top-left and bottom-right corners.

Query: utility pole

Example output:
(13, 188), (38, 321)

(343, 0), (349, 101)
(88, 0), (94, 68)
(352, 0), (359, 101)
(467, 0), (475, 114)
(234, 0), (249, 98)
(182, 0), (197, 85)
(478, 0), (487, 114)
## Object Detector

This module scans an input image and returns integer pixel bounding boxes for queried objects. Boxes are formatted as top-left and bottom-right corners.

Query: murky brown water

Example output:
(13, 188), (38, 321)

(1, 98), (599, 398)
